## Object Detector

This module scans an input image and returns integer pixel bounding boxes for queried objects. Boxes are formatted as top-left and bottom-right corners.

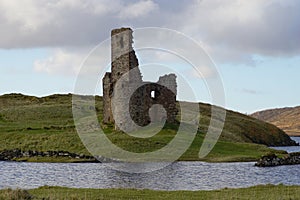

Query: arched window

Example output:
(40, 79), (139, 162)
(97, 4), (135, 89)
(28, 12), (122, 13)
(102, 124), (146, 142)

(119, 36), (124, 48)
(151, 91), (155, 99)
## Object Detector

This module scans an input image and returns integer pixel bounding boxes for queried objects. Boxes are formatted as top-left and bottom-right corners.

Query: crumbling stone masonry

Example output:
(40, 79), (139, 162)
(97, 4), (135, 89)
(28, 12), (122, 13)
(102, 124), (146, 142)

(103, 27), (178, 130)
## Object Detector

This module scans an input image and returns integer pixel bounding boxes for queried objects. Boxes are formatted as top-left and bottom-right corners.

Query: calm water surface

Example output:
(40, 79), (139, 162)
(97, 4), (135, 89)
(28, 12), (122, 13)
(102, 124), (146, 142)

(1, 161), (300, 191)
(271, 137), (300, 153)
(1, 137), (299, 191)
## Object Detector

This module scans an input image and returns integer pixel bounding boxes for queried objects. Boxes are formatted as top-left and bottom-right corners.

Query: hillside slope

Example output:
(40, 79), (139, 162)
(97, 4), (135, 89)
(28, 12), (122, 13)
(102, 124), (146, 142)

(0, 93), (296, 146)
(0, 93), (297, 162)
(251, 106), (300, 136)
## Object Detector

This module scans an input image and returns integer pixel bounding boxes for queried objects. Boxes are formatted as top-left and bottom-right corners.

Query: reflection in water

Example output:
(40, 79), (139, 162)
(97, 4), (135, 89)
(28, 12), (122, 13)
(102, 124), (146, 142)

(1, 161), (300, 191)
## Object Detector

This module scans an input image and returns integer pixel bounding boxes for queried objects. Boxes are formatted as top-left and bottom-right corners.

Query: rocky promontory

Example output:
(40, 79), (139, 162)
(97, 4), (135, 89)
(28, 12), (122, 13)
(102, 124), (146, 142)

(255, 152), (300, 167)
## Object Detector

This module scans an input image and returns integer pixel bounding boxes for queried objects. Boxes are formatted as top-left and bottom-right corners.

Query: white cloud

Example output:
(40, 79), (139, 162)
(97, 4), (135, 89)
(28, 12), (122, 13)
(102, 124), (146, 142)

(175, 0), (300, 63)
(33, 43), (111, 77)
(0, 0), (51, 31)
(34, 49), (83, 76)
(0, 0), (160, 48)
(1, 0), (300, 66)
(118, 0), (158, 19)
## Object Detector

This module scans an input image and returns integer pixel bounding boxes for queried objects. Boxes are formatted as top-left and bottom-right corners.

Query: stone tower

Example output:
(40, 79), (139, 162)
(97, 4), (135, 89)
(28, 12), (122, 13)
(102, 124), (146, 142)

(103, 28), (142, 124)
(103, 27), (178, 130)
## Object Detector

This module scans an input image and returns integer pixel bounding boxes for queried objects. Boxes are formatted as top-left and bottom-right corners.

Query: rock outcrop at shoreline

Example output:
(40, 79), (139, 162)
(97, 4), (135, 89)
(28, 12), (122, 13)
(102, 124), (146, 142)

(255, 152), (300, 167)
(0, 149), (98, 162)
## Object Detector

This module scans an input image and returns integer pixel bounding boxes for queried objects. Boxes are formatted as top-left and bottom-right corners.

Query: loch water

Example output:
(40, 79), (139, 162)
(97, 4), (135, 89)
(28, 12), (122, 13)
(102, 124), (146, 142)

(271, 136), (300, 153)
(1, 137), (299, 191)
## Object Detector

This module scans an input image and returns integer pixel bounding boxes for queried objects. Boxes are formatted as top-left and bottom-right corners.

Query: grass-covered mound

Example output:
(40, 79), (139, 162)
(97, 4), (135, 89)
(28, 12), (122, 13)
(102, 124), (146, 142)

(0, 93), (295, 162)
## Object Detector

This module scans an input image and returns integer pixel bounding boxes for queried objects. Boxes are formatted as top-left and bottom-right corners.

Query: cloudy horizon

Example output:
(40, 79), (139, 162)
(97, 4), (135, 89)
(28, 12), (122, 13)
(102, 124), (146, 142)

(1, 0), (300, 113)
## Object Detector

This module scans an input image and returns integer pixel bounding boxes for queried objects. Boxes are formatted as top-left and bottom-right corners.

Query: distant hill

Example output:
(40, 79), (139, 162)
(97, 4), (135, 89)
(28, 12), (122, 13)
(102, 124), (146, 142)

(251, 106), (300, 136)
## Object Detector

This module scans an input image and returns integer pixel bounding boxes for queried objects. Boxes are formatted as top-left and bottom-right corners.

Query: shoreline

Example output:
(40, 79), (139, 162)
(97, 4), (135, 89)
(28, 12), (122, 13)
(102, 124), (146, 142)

(0, 150), (261, 163)
(255, 152), (300, 167)
(0, 183), (296, 192)
(0, 149), (99, 163)
(0, 147), (293, 163)
(288, 134), (300, 137)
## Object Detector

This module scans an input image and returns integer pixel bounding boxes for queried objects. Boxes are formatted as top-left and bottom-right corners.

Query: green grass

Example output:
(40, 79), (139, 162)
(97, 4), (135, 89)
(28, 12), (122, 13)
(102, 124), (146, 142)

(0, 188), (32, 200)
(1, 185), (299, 200)
(0, 93), (292, 162)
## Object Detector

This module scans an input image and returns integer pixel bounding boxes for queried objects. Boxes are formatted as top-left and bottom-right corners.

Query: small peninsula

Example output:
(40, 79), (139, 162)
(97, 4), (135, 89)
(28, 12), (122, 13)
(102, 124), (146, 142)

(0, 93), (297, 163)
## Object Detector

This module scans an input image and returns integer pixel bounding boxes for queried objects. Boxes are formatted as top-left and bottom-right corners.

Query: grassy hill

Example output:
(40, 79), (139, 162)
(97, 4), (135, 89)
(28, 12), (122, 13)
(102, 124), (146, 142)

(0, 93), (296, 162)
(251, 106), (300, 136)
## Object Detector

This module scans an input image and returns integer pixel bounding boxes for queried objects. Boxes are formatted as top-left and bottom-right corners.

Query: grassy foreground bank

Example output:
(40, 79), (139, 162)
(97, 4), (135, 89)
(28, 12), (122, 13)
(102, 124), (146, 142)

(1, 185), (299, 200)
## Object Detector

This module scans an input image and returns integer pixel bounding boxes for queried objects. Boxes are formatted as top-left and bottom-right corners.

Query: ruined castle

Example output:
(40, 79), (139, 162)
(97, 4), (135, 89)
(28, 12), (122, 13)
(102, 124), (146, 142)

(102, 28), (178, 131)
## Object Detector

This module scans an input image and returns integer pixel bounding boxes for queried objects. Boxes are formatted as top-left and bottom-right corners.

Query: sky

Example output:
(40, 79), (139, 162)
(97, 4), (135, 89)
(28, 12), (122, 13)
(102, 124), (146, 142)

(0, 0), (300, 114)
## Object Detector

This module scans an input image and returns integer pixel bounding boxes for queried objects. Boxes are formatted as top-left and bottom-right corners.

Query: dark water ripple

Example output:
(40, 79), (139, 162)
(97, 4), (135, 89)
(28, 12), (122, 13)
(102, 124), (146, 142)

(1, 161), (300, 191)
